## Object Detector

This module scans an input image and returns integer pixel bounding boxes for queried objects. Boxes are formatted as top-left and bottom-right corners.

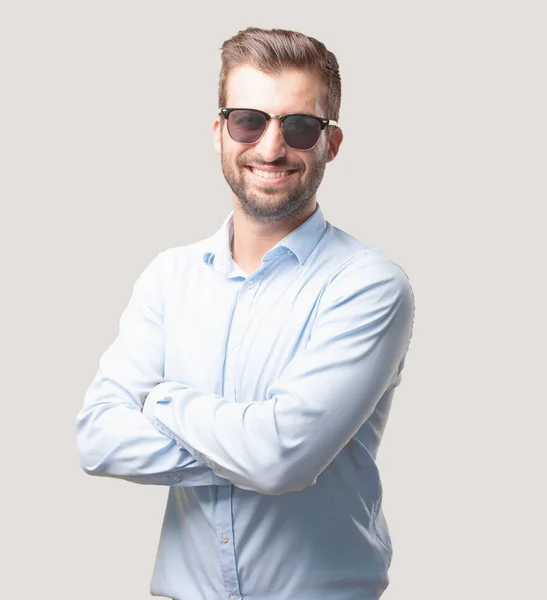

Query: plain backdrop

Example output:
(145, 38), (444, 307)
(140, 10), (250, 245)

(1, 1), (545, 599)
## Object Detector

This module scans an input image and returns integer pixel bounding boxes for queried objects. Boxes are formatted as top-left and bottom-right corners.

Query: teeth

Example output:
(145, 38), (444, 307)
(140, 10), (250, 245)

(251, 168), (291, 179)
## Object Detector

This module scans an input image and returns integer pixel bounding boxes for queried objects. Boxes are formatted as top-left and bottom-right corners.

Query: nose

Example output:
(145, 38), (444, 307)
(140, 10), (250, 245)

(254, 118), (287, 162)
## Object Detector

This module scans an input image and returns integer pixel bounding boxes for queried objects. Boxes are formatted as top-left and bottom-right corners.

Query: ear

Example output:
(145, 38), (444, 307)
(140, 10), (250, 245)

(213, 117), (222, 155)
(326, 127), (343, 163)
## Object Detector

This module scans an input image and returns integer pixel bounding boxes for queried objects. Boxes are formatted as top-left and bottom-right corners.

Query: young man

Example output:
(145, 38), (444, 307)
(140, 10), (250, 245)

(76, 27), (414, 600)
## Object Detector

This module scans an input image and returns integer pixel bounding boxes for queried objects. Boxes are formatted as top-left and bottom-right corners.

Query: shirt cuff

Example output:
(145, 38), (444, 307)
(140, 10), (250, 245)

(143, 382), (229, 483)
(142, 382), (167, 420)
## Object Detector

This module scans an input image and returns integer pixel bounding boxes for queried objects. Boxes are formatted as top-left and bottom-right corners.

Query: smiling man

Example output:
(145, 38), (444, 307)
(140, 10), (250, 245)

(76, 27), (415, 600)
(216, 61), (342, 274)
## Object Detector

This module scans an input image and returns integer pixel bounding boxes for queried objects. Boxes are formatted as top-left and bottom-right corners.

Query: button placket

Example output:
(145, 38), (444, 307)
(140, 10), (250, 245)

(215, 486), (240, 599)
(224, 283), (248, 400)
(214, 279), (249, 600)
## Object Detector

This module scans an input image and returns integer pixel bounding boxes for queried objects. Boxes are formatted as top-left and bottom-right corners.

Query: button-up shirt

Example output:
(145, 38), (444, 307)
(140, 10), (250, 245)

(76, 205), (414, 600)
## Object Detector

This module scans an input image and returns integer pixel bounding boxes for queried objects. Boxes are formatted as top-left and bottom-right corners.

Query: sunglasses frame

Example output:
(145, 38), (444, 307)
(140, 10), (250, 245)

(219, 107), (339, 151)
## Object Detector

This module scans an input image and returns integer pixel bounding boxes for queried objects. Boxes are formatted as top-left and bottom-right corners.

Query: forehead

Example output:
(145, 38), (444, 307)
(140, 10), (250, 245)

(224, 65), (326, 116)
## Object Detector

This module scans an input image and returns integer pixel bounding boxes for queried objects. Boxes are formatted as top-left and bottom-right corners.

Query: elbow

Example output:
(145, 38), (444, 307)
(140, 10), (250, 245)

(80, 463), (104, 477)
(76, 436), (107, 477)
(77, 453), (103, 477)
(75, 412), (109, 477)
(77, 438), (118, 478)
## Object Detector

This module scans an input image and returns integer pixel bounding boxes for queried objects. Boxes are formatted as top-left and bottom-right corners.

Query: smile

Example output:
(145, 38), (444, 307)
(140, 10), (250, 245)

(251, 168), (293, 179)
(246, 167), (298, 183)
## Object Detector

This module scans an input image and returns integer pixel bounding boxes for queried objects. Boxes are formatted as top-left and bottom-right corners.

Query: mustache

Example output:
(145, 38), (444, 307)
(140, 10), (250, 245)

(237, 156), (302, 170)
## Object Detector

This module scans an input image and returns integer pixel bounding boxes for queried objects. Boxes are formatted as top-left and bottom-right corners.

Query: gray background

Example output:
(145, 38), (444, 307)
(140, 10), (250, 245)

(1, 1), (545, 598)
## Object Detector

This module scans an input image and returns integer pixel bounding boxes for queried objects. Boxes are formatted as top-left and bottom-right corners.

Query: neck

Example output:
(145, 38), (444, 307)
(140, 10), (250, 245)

(231, 198), (316, 274)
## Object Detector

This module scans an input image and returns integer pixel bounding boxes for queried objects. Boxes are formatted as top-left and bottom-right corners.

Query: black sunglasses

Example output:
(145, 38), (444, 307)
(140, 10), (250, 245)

(219, 108), (338, 151)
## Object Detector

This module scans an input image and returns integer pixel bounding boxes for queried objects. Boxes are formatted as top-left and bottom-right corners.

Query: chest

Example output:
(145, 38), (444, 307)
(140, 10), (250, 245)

(163, 264), (328, 399)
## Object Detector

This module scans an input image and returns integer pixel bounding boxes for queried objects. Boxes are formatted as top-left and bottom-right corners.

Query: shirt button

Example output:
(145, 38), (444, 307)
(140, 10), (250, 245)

(246, 280), (255, 289)
(221, 534), (230, 543)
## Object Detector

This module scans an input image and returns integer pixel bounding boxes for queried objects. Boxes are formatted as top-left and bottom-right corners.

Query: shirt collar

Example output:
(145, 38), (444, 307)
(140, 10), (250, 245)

(202, 204), (328, 270)
(202, 212), (233, 268)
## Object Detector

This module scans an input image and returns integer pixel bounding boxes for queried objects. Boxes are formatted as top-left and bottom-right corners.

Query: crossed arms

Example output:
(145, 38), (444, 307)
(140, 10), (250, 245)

(76, 251), (414, 495)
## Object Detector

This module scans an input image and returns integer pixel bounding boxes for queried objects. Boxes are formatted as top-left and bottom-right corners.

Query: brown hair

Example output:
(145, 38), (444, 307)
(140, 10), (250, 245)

(218, 27), (342, 121)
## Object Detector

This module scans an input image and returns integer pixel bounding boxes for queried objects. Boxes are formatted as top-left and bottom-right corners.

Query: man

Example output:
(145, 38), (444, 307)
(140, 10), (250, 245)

(76, 27), (414, 600)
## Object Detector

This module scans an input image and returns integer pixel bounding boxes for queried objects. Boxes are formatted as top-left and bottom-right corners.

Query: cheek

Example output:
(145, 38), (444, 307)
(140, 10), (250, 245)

(300, 148), (325, 172)
(312, 141), (329, 165)
(223, 145), (249, 172)
(220, 134), (236, 159)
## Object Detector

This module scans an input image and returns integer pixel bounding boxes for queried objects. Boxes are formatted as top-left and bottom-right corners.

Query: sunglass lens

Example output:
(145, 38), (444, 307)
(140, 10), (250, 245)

(282, 115), (322, 150)
(227, 110), (267, 143)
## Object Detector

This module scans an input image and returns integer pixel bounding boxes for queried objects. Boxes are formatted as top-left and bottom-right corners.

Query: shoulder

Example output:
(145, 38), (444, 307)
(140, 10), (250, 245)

(320, 237), (414, 312)
(139, 236), (212, 279)
(133, 236), (213, 300)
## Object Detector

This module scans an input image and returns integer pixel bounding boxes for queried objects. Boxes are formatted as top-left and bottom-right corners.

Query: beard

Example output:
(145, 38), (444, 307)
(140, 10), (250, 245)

(220, 140), (328, 223)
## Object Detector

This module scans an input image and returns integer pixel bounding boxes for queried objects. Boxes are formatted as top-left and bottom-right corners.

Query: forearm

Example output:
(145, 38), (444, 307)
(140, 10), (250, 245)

(76, 339), (230, 486)
(76, 373), (230, 486)
(144, 383), (319, 494)
(144, 262), (414, 495)
(77, 403), (219, 486)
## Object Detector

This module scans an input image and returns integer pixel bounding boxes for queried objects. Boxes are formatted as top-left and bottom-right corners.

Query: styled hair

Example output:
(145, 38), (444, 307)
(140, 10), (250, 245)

(218, 27), (342, 121)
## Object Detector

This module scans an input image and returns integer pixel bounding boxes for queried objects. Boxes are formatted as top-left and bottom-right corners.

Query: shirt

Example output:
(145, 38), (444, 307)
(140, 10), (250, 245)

(76, 204), (415, 600)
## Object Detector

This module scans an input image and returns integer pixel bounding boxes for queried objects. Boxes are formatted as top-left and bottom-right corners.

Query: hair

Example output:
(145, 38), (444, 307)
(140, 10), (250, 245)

(218, 27), (342, 121)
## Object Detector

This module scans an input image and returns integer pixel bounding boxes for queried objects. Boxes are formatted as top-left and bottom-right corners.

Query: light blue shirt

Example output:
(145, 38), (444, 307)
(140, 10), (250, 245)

(76, 205), (414, 600)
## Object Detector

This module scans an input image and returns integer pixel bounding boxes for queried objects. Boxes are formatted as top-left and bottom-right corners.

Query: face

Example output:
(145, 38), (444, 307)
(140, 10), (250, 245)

(213, 65), (343, 223)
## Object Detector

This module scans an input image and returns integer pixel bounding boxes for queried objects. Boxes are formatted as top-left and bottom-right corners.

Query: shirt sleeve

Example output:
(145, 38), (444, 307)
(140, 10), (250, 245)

(75, 250), (230, 488)
(144, 255), (415, 495)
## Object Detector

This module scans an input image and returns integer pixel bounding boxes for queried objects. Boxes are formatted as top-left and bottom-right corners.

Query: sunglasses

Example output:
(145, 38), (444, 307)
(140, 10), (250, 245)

(219, 108), (338, 151)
